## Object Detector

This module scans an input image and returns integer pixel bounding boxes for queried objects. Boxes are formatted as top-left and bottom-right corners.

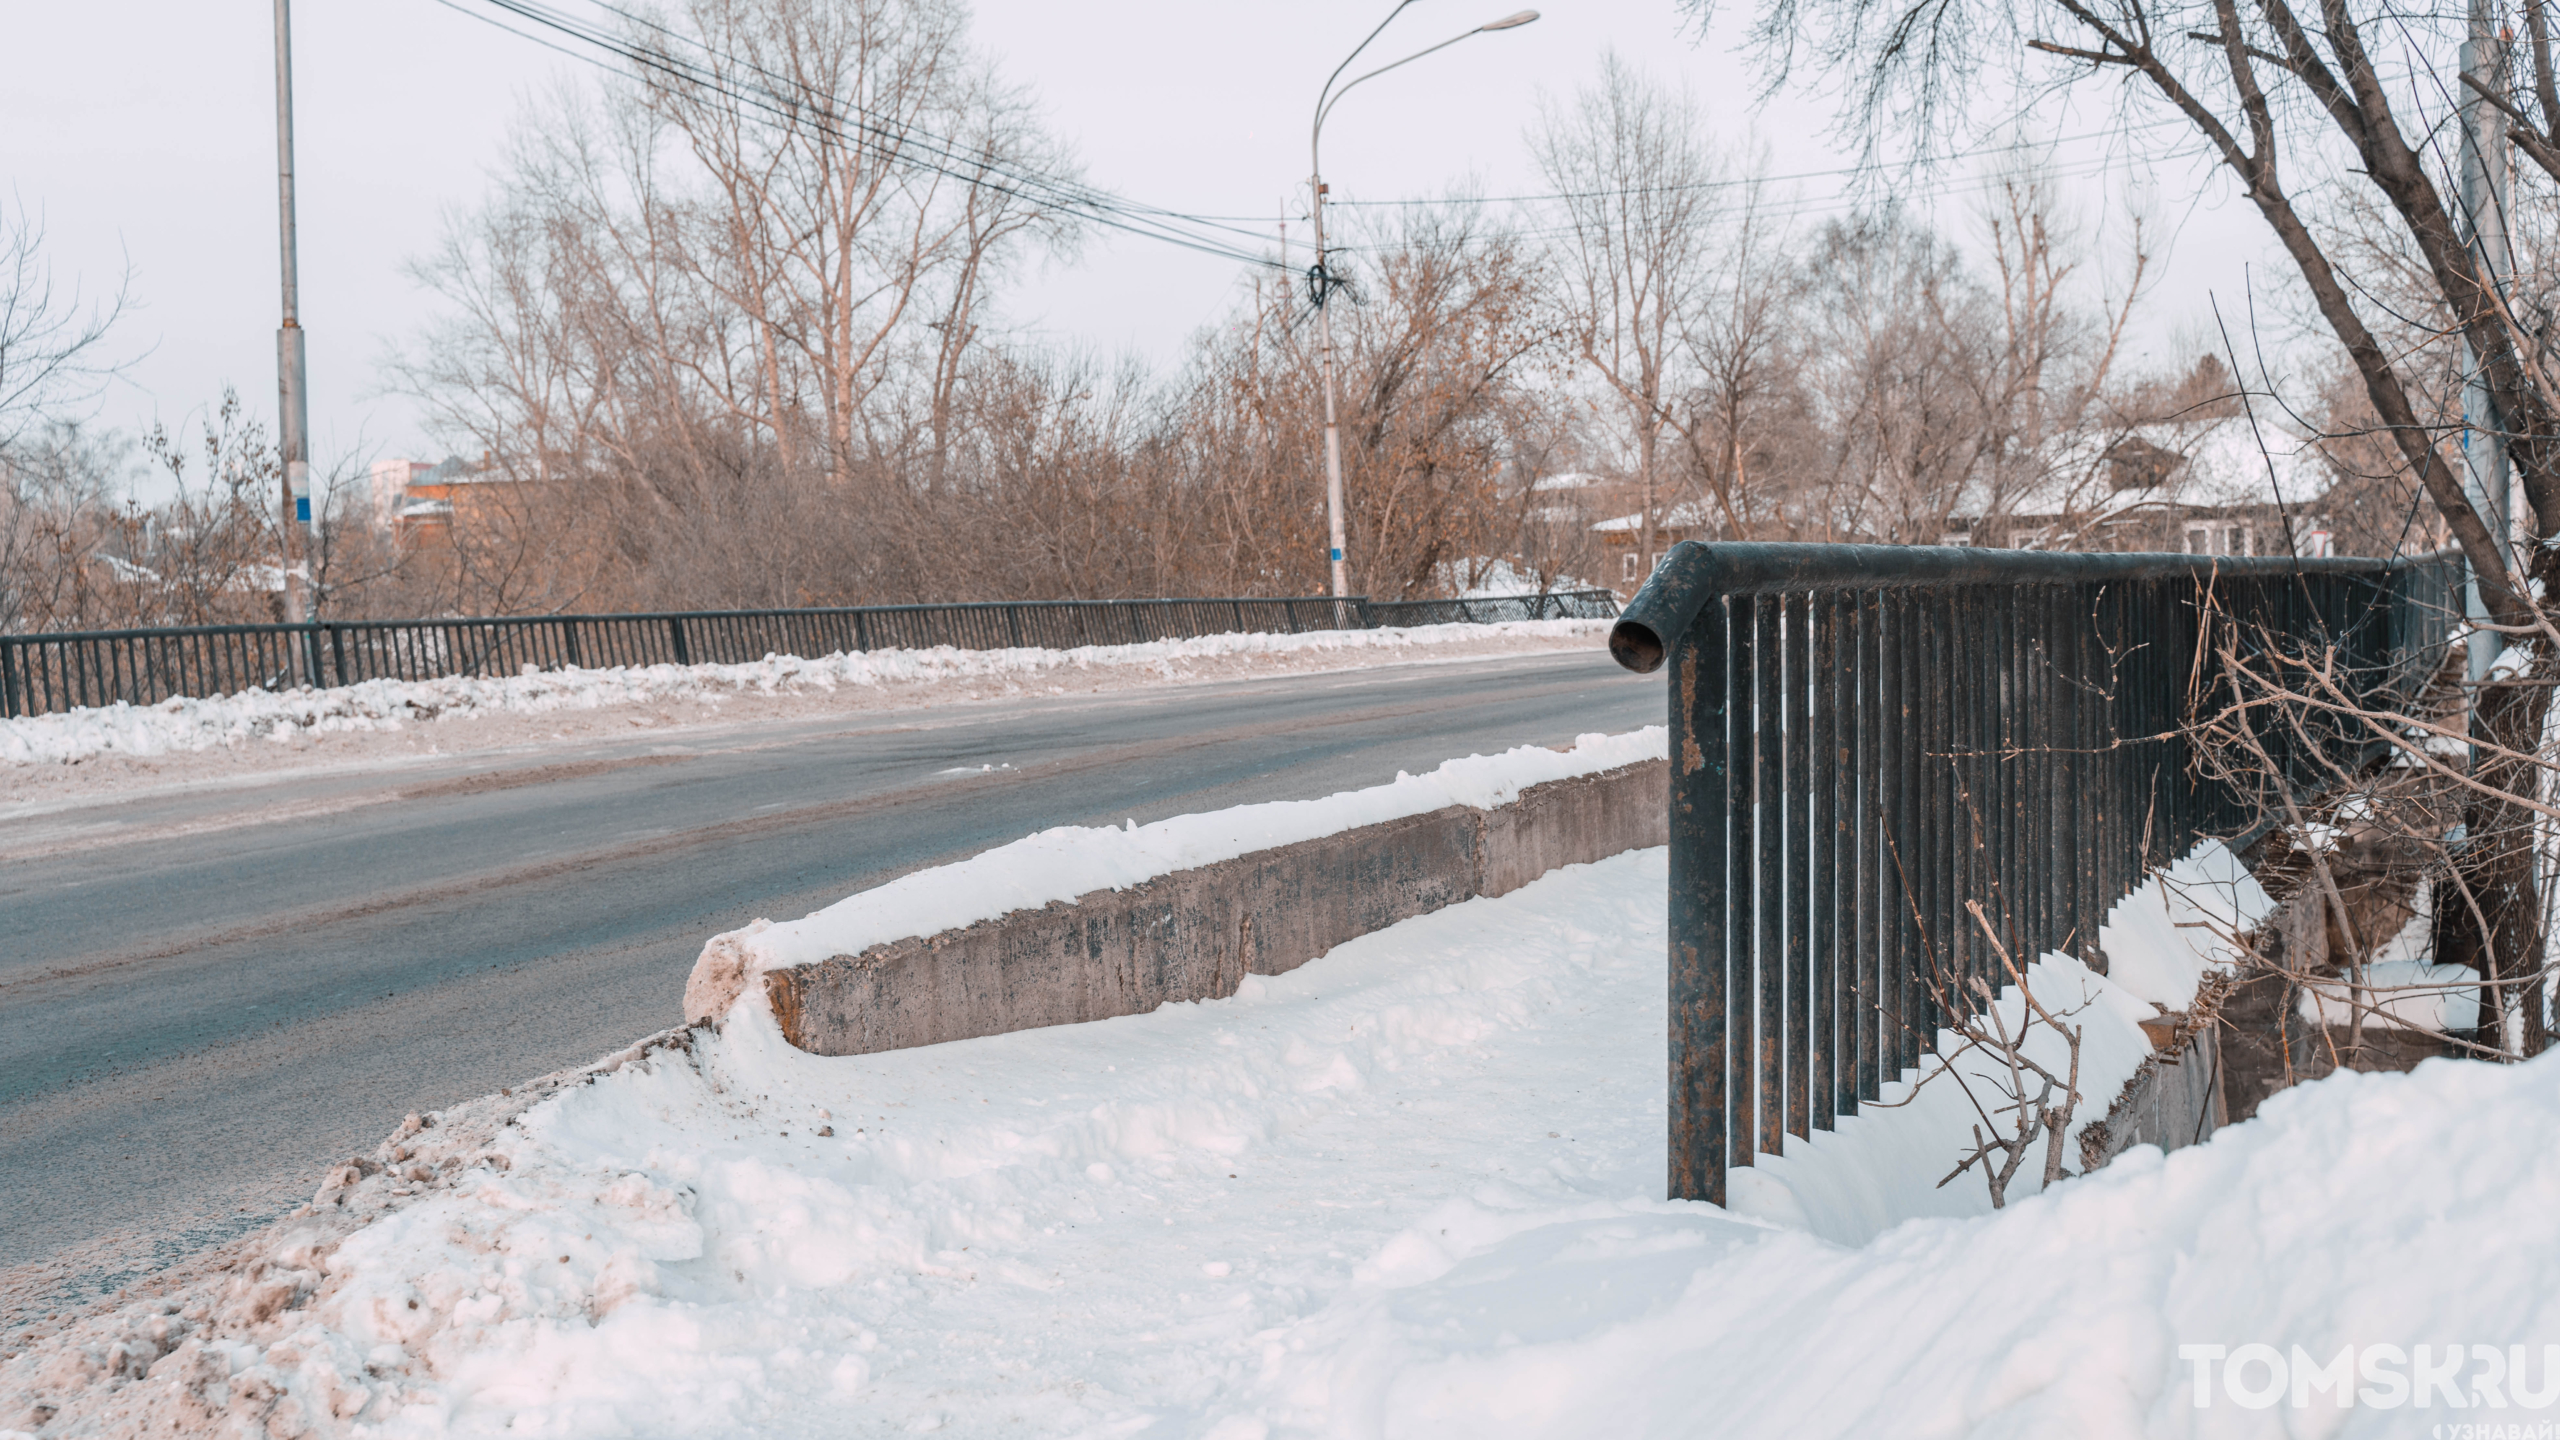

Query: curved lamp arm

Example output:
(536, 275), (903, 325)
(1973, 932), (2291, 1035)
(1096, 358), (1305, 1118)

(1311, 9), (1539, 175)
(1315, 0), (1422, 136)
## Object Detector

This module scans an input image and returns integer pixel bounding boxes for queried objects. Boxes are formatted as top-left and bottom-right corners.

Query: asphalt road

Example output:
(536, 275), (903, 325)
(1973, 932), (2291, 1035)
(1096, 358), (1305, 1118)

(0, 647), (1660, 1326)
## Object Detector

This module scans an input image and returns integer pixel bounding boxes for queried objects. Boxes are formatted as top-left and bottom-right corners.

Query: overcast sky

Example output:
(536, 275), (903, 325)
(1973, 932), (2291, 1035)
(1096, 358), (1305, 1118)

(3, 0), (2281, 493)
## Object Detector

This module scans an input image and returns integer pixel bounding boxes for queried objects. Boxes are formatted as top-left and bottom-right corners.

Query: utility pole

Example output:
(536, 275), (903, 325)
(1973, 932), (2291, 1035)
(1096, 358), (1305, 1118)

(1306, 6), (1538, 614)
(1309, 172), (1351, 605)
(274, 0), (312, 635)
(2460, 0), (2512, 688)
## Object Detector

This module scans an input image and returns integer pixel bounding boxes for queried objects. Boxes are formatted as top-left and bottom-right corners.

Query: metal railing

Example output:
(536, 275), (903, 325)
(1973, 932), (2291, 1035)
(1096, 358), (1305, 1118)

(1363, 591), (1621, 627)
(0, 589), (1620, 719)
(1607, 543), (2461, 1204)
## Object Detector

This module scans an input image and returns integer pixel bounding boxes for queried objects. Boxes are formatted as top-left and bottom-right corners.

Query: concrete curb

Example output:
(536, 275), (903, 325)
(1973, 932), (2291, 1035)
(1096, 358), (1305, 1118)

(762, 758), (1668, 1056)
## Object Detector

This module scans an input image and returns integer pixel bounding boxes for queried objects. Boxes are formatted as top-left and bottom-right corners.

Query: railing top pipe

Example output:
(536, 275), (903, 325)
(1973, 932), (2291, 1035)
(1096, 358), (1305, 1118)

(0, 590), (1621, 649)
(0, 596), (1385, 646)
(1608, 541), (2443, 674)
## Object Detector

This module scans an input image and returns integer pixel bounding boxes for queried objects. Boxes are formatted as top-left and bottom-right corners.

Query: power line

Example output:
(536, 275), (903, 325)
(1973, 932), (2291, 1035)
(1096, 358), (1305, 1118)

(1318, 114), (2199, 212)
(433, 0), (1293, 271)
(1318, 141), (2202, 257)
(432, 0), (2206, 276)
(580, 0), (1286, 246)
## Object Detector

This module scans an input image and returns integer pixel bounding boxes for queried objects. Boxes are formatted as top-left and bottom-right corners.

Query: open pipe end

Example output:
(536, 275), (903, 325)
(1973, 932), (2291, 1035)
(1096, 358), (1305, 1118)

(1608, 618), (1665, 673)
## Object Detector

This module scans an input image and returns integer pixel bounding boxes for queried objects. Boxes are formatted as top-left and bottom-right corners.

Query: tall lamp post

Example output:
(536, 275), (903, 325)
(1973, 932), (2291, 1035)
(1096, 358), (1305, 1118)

(1309, 6), (1538, 603)
(274, 0), (312, 635)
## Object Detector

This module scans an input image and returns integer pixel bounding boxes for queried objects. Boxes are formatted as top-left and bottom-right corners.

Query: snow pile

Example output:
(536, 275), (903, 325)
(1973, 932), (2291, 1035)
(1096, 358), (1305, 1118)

(2103, 839), (2276, 1008)
(682, 726), (1668, 1022)
(0, 618), (1608, 766)
(1724, 950), (2157, 1244)
(14, 847), (2558, 1438)
(1724, 839), (2277, 1245)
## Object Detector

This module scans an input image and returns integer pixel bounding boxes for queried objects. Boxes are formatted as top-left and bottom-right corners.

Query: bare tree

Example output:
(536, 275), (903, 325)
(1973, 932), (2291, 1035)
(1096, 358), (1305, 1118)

(0, 421), (128, 632)
(1531, 54), (1734, 566)
(0, 196), (129, 455)
(1794, 205), (1996, 541)
(1737, 0), (2560, 1041)
(1676, 160), (1801, 538)
(391, 0), (1077, 613)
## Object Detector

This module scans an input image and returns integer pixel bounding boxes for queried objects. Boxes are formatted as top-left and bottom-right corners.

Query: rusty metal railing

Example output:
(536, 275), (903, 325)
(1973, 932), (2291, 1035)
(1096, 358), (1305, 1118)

(1607, 542), (2459, 1204)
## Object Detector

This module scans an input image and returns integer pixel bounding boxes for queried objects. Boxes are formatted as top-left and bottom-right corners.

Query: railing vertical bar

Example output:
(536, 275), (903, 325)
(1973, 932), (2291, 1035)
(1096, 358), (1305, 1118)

(1783, 591), (1813, 1142)
(1885, 589), (1918, 1078)
(1810, 590), (1842, 1127)
(1668, 593), (1733, 1205)
(2064, 583), (2090, 966)
(1959, 589), (1986, 987)
(1729, 594), (1763, 1169)
(2032, 586), (2057, 958)
(2107, 580), (2132, 919)
(1944, 587), (1971, 1032)
(1999, 586), (2025, 958)
(1914, 588), (1945, 1044)
(1754, 591), (1787, 1162)
(1852, 589), (1880, 1103)
(1959, 589), (1987, 992)
(1991, 587), (2016, 976)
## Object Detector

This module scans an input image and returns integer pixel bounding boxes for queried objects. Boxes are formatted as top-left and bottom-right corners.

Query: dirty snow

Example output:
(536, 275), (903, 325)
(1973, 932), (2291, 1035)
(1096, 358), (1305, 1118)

(0, 619), (1611, 768)
(682, 727), (1667, 1022)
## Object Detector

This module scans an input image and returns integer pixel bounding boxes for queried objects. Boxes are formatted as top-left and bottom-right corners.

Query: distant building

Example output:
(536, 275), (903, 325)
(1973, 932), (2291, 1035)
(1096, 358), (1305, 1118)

(367, 455), (518, 548)
(368, 459), (436, 533)
(1591, 501), (1714, 588)
(1934, 415), (2340, 557)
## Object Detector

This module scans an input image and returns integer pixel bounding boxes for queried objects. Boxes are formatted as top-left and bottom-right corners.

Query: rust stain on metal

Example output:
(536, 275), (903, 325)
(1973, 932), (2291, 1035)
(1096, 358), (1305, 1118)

(1678, 652), (1705, 774)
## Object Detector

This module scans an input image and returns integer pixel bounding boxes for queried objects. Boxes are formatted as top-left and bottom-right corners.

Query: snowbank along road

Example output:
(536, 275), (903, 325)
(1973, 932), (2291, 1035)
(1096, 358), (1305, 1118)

(0, 646), (1659, 1331)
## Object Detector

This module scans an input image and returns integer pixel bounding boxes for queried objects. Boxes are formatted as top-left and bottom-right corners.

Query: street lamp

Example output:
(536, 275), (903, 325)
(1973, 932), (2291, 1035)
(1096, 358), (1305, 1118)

(1308, 6), (1538, 604)
(273, 0), (312, 637)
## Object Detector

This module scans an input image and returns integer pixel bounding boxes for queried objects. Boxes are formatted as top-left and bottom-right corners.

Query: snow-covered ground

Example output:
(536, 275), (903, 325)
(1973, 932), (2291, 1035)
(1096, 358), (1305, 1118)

(0, 619), (1610, 769)
(12, 843), (2557, 1438)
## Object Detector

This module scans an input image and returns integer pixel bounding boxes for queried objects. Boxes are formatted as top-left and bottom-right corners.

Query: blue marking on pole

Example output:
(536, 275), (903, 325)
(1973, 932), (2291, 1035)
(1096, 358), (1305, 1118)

(296, 496), (311, 522)
(1331, 547), (1343, 562)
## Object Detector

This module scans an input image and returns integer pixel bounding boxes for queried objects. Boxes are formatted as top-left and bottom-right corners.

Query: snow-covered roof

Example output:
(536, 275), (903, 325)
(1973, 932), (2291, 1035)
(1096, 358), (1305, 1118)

(2008, 415), (2339, 520)
(223, 563), (312, 594)
(1591, 501), (1715, 534)
(1531, 471), (1605, 493)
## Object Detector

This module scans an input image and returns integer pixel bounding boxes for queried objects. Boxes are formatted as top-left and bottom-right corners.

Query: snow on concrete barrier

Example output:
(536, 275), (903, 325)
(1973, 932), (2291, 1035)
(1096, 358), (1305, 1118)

(684, 728), (1670, 1051)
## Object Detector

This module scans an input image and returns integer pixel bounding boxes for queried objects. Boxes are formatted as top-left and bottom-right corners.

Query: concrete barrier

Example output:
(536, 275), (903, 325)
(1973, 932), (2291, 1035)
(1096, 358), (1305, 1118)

(761, 758), (1667, 1056)
(2082, 1017), (2227, 1171)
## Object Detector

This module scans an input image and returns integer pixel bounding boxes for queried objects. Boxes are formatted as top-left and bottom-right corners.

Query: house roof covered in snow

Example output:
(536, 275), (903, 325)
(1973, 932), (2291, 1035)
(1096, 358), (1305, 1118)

(2003, 414), (2340, 521)
(1591, 501), (1716, 534)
